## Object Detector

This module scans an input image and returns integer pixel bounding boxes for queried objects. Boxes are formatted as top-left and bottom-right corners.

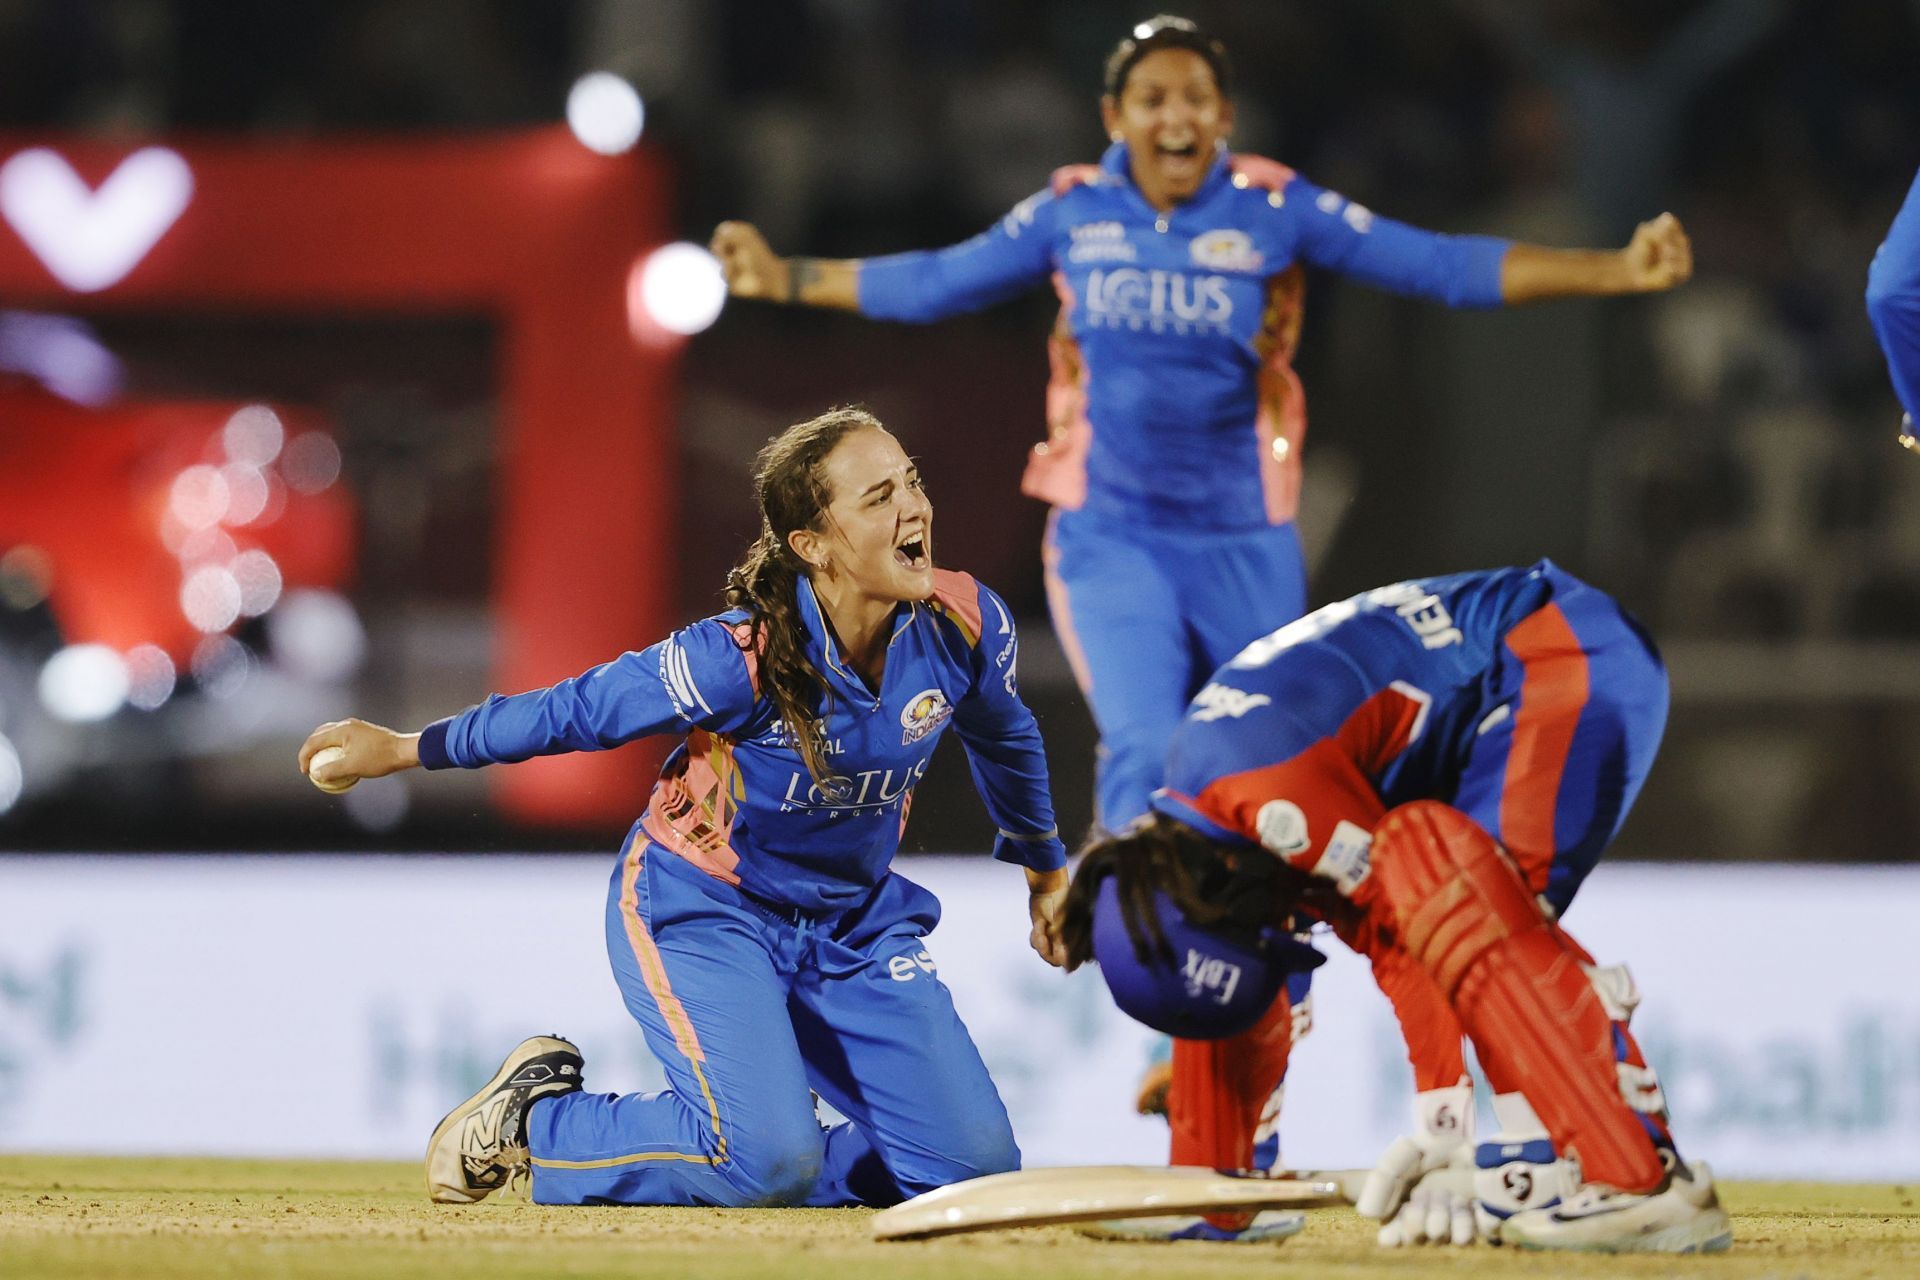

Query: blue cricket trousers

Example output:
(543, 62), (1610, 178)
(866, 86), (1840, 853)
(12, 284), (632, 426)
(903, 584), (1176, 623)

(524, 838), (1019, 1206)
(1450, 565), (1670, 918)
(1044, 507), (1308, 832)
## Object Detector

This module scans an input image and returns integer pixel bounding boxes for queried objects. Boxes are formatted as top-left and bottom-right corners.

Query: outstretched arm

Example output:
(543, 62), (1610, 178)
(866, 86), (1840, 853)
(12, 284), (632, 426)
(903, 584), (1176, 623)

(710, 221), (861, 309)
(1499, 212), (1693, 303)
(297, 620), (757, 788)
(711, 188), (1057, 324)
(1287, 174), (1690, 307)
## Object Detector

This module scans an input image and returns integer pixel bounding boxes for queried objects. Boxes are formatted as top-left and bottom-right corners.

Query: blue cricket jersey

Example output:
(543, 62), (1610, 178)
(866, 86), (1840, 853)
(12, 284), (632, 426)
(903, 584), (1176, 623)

(1148, 562), (1568, 888)
(1867, 166), (1920, 428)
(419, 569), (1066, 914)
(859, 142), (1509, 532)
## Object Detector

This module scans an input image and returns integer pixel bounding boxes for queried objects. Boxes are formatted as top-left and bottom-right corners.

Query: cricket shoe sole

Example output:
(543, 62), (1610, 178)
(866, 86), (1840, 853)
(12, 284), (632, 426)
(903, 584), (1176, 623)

(425, 1034), (583, 1204)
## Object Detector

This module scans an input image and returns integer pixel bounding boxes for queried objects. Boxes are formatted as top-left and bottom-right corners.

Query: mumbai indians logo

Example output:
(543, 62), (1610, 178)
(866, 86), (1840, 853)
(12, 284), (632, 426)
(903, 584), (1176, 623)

(1183, 948), (1243, 1005)
(1084, 267), (1233, 332)
(900, 688), (954, 745)
(1189, 228), (1262, 272)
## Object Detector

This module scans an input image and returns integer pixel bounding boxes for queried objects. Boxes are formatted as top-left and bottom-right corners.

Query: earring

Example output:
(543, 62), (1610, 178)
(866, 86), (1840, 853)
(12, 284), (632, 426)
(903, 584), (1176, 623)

(1111, 131), (1123, 143)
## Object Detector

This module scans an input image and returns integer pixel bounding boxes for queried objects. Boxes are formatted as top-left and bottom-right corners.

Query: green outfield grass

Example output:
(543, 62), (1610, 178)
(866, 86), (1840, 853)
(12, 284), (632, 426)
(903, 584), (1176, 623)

(2, 1155), (1916, 1280)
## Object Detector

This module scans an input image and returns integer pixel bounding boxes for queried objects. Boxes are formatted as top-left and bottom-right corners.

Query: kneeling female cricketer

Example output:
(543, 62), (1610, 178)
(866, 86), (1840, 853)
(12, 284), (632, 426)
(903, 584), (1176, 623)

(1056, 561), (1733, 1254)
(302, 408), (1069, 1209)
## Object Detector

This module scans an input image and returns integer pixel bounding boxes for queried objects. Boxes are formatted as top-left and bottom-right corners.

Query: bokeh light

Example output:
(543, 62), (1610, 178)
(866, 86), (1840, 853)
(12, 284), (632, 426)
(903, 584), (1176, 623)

(38, 644), (130, 723)
(124, 644), (177, 711)
(220, 463), (270, 526)
(221, 404), (284, 467)
(180, 564), (243, 633)
(566, 72), (645, 156)
(231, 549), (283, 617)
(0, 545), (53, 611)
(630, 243), (727, 339)
(267, 589), (366, 683)
(190, 633), (253, 700)
(281, 432), (342, 495)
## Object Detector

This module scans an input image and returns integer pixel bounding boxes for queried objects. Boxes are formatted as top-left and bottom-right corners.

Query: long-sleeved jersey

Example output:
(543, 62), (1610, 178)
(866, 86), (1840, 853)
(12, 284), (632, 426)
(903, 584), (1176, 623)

(1868, 166), (1920, 430)
(419, 569), (1066, 914)
(1148, 563), (1558, 906)
(1145, 561), (1668, 1090)
(859, 142), (1509, 532)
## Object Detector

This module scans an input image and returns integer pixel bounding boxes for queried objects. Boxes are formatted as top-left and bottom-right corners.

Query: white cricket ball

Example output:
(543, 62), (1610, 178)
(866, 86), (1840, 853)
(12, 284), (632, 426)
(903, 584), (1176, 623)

(308, 745), (357, 794)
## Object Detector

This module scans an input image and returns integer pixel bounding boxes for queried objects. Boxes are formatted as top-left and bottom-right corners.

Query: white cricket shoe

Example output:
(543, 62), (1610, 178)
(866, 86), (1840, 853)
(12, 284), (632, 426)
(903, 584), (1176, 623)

(1500, 1154), (1732, 1254)
(426, 1035), (584, 1204)
(1076, 1211), (1307, 1243)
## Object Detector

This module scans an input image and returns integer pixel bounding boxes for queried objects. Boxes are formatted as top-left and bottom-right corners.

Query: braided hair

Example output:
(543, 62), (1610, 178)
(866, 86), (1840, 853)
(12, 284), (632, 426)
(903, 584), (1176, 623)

(723, 406), (883, 789)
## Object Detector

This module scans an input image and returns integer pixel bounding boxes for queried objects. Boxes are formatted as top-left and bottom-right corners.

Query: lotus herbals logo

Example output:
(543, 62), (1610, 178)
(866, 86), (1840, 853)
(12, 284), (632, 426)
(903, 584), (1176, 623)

(900, 688), (954, 745)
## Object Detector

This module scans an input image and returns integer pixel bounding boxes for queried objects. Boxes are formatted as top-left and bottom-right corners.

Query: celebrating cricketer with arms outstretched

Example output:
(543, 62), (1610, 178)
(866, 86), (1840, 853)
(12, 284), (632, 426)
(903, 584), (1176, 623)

(1056, 560), (1732, 1255)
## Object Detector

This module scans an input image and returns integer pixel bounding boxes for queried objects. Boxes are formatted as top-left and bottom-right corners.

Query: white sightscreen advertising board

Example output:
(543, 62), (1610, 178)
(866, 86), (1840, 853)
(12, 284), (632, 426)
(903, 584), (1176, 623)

(0, 854), (1914, 1179)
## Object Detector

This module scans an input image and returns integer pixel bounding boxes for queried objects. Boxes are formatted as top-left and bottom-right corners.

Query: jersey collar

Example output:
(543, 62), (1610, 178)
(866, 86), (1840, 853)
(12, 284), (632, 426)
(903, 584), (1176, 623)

(794, 574), (912, 707)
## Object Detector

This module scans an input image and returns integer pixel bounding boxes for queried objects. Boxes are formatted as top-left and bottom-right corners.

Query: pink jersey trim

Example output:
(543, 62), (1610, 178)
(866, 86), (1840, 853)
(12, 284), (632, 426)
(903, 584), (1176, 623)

(616, 837), (729, 1159)
(1020, 271), (1092, 510)
(640, 729), (746, 885)
(1227, 153), (1299, 193)
(927, 568), (983, 646)
(1254, 266), (1309, 526)
(1049, 163), (1102, 196)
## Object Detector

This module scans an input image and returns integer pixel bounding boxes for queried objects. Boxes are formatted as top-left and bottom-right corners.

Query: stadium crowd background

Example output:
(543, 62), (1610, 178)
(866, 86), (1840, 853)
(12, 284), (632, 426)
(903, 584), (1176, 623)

(1, 0), (1916, 860)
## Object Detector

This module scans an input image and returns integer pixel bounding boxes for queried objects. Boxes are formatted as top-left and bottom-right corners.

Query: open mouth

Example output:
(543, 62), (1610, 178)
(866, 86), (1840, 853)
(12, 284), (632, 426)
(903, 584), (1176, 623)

(894, 535), (929, 570)
(1156, 139), (1200, 163)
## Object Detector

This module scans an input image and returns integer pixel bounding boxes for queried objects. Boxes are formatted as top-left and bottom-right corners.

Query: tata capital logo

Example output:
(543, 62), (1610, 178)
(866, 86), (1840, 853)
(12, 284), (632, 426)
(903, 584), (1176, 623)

(1067, 220), (1135, 264)
(900, 687), (954, 745)
(1084, 267), (1233, 333)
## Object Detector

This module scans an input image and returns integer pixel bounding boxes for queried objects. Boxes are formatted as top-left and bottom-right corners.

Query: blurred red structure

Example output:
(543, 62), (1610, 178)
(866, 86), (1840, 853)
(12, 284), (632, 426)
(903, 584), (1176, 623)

(0, 381), (354, 661)
(0, 129), (678, 826)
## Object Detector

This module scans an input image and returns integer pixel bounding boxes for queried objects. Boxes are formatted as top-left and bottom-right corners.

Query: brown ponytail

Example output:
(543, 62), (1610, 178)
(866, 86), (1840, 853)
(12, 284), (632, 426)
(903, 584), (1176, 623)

(724, 406), (883, 790)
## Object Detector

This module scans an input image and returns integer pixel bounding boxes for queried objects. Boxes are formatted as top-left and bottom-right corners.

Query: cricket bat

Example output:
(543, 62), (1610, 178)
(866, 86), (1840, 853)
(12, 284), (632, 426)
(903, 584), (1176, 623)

(871, 1164), (1363, 1241)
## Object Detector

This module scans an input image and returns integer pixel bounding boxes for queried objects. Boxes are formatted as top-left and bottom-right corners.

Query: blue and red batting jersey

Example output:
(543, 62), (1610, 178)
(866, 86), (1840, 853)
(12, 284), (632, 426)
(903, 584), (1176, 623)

(1147, 562), (1591, 908)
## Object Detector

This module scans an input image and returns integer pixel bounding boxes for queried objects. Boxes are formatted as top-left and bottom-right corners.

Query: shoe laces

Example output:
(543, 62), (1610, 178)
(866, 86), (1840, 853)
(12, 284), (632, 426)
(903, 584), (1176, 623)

(500, 1148), (532, 1201)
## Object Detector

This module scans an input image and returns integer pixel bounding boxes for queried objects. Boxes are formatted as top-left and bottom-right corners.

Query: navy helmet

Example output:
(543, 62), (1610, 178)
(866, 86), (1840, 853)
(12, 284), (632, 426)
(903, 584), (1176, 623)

(1090, 876), (1324, 1040)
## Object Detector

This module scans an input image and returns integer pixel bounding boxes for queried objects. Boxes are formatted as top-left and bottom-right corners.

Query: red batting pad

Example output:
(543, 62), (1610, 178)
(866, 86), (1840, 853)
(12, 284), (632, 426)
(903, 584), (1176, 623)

(1374, 801), (1662, 1193)
(1169, 993), (1294, 1230)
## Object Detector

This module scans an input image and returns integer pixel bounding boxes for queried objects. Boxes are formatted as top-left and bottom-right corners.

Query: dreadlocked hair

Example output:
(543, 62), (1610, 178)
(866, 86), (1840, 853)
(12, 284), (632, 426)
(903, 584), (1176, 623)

(1059, 813), (1354, 972)
(724, 406), (883, 790)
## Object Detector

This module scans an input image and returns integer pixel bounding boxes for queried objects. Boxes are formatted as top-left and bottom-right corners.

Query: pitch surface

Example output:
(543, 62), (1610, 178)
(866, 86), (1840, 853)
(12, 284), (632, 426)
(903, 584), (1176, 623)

(2, 1156), (1915, 1279)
